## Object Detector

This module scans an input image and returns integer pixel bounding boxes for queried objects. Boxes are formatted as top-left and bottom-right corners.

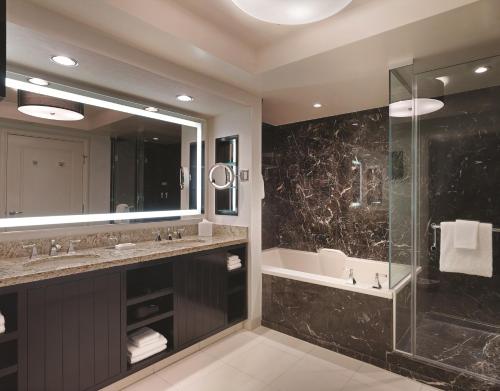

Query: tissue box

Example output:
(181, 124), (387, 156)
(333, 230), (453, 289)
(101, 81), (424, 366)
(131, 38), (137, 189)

(198, 219), (213, 237)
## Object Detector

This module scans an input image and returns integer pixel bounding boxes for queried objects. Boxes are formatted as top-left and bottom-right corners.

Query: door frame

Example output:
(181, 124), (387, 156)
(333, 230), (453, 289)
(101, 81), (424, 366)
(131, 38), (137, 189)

(0, 126), (90, 219)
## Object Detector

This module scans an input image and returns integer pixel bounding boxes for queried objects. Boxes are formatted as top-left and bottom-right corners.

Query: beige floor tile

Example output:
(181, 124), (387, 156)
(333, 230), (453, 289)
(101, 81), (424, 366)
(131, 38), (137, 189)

(227, 341), (301, 383)
(169, 363), (267, 391)
(123, 374), (172, 391)
(308, 346), (363, 372)
(254, 327), (315, 357)
(156, 351), (222, 385)
(201, 330), (261, 362)
(351, 363), (422, 391)
(269, 362), (353, 391)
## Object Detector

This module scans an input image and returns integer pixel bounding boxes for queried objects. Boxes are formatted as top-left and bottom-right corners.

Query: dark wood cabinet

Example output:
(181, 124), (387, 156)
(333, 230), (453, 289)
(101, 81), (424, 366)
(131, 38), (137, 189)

(25, 272), (122, 391)
(0, 244), (247, 390)
(174, 251), (227, 348)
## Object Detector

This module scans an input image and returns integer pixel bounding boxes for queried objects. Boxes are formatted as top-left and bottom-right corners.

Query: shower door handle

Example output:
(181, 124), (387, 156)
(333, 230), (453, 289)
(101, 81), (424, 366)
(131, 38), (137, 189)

(179, 167), (185, 190)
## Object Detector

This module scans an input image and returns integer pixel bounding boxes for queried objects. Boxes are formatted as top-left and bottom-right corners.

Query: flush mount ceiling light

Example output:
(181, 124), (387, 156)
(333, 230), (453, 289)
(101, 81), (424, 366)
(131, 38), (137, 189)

(313, 103), (322, 108)
(176, 94), (194, 102)
(28, 77), (49, 86)
(474, 66), (490, 74)
(389, 98), (444, 118)
(17, 90), (84, 121)
(144, 106), (159, 112)
(50, 55), (79, 67)
(231, 0), (352, 25)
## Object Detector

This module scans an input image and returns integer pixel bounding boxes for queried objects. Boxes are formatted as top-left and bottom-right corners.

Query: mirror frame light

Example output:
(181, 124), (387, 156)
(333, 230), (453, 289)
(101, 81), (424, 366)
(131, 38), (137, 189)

(1, 73), (203, 228)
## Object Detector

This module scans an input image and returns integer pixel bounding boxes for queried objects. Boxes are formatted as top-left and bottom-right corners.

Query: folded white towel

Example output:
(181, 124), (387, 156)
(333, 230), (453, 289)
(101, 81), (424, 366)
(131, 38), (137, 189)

(227, 262), (242, 271)
(128, 327), (161, 347)
(227, 258), (241, 266)
(128, 344), (167, 364)
(0, 324), (5, 334)
(454, 220), (479, 249)
(128, 333), (167, 348)
(227, 255), (240, 262)
(440, 221), (492, 277)
(0, 311), (5, 325)
(128, 335), (167, 356)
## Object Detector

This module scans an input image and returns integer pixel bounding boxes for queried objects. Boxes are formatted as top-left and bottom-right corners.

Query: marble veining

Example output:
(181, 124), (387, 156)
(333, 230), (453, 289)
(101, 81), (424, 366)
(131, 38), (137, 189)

(262, 108), (389, 261)
(262, 274), (392, 364)
(0, 228), (247, 287)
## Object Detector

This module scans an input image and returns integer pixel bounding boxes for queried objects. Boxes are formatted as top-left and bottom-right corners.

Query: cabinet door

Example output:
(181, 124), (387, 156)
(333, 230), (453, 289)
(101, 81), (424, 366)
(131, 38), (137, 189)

(26, 272), (122, 391)
(174, 251), (226, 348)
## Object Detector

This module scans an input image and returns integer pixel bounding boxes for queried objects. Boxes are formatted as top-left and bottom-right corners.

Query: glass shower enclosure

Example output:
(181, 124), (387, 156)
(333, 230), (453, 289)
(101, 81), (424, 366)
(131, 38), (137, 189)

(390, 55), (500, 382)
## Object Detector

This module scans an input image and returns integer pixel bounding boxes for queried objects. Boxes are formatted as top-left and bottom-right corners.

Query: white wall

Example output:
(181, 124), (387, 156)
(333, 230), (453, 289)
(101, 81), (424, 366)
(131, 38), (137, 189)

(207, 103), (263, 327)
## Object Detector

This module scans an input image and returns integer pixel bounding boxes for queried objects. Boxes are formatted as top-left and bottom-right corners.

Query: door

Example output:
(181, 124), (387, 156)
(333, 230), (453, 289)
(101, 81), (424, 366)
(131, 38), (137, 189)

(6, 134), (85, 218)
(143, 142), (181, 211)
(26, 273), (122, 391)
(174, 251), (226, 349)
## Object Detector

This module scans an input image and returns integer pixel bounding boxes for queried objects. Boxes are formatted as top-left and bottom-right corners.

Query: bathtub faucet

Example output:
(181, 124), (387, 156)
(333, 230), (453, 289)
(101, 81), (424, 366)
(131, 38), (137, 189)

(346, 268), (357, 285)
(372, 273), (388, 289)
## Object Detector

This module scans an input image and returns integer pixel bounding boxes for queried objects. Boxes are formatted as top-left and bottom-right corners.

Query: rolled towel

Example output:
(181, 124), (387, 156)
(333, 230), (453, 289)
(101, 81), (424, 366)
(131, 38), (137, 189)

(227, 262), (242, 271)
(128, 335), (167, 356)
(128, 344), (167, 364)
(128, 327), (161, 347)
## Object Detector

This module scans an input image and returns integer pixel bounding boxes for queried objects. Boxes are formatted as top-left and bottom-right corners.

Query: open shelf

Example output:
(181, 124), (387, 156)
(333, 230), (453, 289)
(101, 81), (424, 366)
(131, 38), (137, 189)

(127, 287), (173, 307)
(0, 330), (18, 345)
(126, 311), (174, 333)
(127, 316), (174, 371)
(0, 371), (17, 389)
(0, 364), (17, 379)
(126, 262), (173, 301)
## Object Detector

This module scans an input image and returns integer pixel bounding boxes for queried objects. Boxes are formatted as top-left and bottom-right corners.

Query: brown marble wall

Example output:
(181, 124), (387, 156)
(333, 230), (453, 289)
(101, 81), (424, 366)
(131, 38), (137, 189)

(262, 108), (389, 261)
(262, 274), (393, 366)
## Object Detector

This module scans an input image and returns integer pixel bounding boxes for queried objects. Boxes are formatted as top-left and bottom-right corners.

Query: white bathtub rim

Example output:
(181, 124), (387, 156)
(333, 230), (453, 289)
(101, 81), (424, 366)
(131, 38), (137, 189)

(262, 264), (393, 299)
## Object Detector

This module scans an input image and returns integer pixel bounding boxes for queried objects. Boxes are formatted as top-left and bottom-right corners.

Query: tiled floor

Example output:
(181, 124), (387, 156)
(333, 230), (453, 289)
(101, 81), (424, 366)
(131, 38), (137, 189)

(123, 327), (440, 391)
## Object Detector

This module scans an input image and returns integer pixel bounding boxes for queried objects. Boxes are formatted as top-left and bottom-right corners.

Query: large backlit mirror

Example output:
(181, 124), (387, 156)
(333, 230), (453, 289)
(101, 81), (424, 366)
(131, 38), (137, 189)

(0, 72), (205, 229)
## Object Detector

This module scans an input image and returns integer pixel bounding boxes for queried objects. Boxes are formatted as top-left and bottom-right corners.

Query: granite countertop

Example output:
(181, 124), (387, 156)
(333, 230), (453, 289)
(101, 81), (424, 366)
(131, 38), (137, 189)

(0, 233), (247, 288)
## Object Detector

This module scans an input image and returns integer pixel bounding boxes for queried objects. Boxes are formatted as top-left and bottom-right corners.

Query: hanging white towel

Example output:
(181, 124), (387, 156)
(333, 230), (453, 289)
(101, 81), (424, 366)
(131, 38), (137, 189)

(440, 221), (493, 277)
(454, 219), (479, 249)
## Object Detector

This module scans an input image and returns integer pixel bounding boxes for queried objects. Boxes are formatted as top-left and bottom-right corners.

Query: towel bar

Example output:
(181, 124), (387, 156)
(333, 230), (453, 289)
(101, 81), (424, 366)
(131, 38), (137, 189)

(430, 223), (500, 251)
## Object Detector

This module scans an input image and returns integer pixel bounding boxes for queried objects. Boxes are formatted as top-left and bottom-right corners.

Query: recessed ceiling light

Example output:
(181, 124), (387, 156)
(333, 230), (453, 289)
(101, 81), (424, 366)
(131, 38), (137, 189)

(50, 55), (79, 67)
(144, 106), (158, 112)
(28, 77), (49, 86)
(313, 103), (322, 108)
(176, 94), (194, 102)
(474, 66), (490, 74)
(152, 137), (160, 141)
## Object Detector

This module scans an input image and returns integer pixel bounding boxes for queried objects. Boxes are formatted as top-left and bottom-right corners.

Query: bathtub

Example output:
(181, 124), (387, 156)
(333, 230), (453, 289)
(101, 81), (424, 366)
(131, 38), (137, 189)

(262, 247), (410, 299)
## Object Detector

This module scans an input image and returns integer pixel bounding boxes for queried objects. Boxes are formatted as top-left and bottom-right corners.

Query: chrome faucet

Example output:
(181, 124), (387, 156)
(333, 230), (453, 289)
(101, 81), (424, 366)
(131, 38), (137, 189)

(372, 272), (388, 289)
(49, 240), (62, 256)
(67, 239), (81, 255)
(23, 243), (38, 260)
(153, 231), (162, 242)
(346, 268), (357, 285)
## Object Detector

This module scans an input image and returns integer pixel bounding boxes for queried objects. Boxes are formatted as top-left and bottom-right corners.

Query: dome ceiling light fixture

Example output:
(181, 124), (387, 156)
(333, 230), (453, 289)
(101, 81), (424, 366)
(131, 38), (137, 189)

(389, 98), (444, 118)
(231, 0), (352, 25)
(17, 90), (85, 121)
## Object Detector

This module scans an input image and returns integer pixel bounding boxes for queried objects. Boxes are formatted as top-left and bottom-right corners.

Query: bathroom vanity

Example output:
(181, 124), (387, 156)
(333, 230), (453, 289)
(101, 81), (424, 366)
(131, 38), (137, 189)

(0, 233), (248, 390)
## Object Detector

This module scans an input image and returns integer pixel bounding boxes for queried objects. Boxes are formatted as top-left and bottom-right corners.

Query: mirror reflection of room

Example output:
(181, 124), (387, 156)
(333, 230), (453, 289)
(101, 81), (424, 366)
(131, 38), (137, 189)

(0, 83), (201, 221)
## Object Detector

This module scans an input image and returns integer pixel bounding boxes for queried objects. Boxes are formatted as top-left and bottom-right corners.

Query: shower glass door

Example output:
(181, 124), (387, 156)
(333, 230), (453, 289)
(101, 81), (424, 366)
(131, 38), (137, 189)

(411, 55), (500, 381)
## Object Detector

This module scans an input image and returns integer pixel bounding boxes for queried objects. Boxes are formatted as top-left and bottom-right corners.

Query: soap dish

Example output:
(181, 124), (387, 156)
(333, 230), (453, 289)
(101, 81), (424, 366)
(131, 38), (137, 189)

(115, 243), (136, 250)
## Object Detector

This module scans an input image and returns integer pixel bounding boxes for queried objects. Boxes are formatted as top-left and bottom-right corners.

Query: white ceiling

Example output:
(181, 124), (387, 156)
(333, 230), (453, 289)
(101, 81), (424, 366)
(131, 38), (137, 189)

(7, 0), (500, 125)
